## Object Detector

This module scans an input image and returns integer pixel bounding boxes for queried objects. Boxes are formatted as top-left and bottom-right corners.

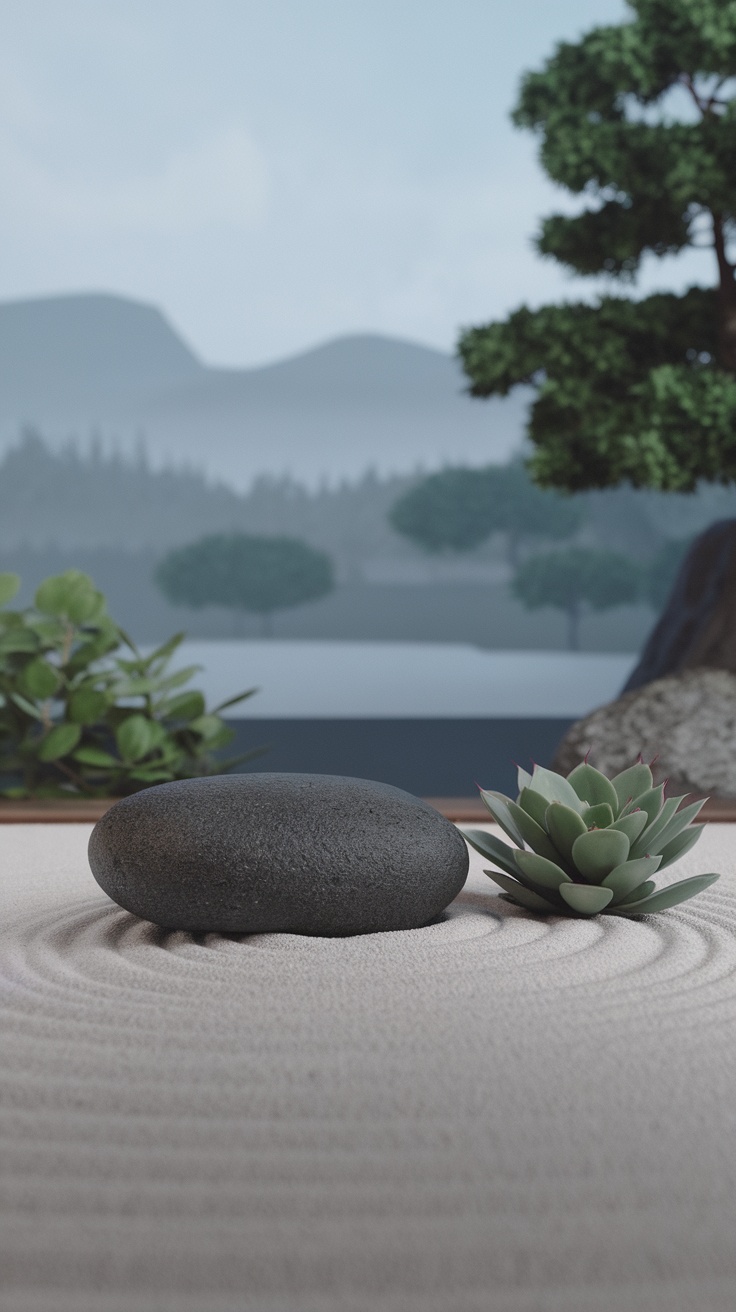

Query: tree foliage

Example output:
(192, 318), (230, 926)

(388, 460), (585, 561)
(155, 534), (335, 633)
(458, 1), (736, 493)
(511, 548), (642, 649)
(388, 467), (500, 553)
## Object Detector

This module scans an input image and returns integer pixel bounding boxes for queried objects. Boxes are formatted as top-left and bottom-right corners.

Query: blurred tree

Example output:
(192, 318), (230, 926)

(155, 534), (334, 636)
(458, 0), (736, 682)
(388, 460), (585, 564)
(511, 547), (641, 650)
(388, 467), (499, 554)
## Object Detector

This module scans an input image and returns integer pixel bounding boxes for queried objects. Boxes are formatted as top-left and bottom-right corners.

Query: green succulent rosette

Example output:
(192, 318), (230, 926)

(463, 759), (720, 917)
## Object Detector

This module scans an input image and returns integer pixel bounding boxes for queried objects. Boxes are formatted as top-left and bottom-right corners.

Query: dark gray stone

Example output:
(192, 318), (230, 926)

(88, 772), (469, 936)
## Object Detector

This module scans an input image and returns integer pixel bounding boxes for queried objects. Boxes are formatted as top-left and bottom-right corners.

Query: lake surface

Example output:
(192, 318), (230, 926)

(161, 640), (639, 719)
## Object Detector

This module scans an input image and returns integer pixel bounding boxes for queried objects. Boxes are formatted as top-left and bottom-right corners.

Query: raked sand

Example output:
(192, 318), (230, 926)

(1, 822), (735, 1312)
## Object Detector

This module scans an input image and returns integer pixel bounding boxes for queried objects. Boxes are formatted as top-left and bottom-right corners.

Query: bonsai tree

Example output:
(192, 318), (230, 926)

(388, 460), (585, 565)
(511, 547), (641, 650)
(0, 569), (259, 798)
(458, 1), (736, 682)
(155, 533), (335, 636)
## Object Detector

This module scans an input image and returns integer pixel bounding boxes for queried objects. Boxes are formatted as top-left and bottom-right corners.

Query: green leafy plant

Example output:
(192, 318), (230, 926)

(464, 758), (719, 917)
(0, 569), (261, 799)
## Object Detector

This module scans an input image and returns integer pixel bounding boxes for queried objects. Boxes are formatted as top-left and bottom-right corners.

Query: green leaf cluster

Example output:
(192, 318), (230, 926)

(464, 758), (720, 917)
(155, 534), (334, 617)
(511, 546), (641, 612)
(458, 290), (736, 493)
(0, 570), (260, 799)
(388, 461), (585, 556)
(458, 1), (736, 492)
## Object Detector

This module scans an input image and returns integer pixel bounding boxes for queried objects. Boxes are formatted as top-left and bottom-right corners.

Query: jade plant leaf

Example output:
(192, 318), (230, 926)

(515, 850), (572, 889)
(486, 870), (561, 913)
(627, 784), (666, 826)
(506, 799), (564, 863)
(567, 762), (619, 811)
(601, 855), (662, 903)
(612, 873), (719, 916)
(545, 801), (588, 864)
(609, 810), (648, 845)
(518, 786), (550, 828)
(473, 756), (719, 918)
(656, 824), (705, 871)
(462, 829), (522, 877)
(528, 764), (586, 812)
(571, 827), (631, 882)
(478, 789), (526, 847)
(559, 883), (614, 915)
(615, 879), (657, 906)
(610, 762), (653, 810)
(581, 802), (615, 829)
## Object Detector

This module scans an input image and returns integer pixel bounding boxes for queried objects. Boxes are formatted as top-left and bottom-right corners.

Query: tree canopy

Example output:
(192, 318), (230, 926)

(155, 534), (334, 634)
(511, 547), (642, 649)
(458, 0), (736, 493)
(388, 460), (585, 562)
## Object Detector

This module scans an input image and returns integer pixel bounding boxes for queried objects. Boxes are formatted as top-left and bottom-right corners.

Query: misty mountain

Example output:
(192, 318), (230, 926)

(0, 292), (528, 489)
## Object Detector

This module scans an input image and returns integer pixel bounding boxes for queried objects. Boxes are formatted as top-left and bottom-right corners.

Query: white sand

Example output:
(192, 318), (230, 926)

(1, 822), (735, 1312)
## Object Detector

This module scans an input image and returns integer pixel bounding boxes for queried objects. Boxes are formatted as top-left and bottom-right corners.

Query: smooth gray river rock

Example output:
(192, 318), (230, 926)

(88, 772), (469, 935)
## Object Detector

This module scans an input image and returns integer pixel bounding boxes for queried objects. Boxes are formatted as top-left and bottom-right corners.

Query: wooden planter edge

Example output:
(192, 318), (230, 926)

(1, 795), (735, 823)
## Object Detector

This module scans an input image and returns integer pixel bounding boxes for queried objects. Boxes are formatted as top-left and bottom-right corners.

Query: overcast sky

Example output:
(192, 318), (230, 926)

(0, 0), (715, 367)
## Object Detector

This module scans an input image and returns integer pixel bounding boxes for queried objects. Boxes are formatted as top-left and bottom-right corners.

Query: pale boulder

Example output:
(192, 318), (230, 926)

(552, 667), (736, 798)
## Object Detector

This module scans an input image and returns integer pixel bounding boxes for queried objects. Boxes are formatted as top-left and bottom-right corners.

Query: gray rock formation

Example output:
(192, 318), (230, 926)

(552, 667), (736, 798)
(624, 519), (736, 691)
(88, 772), (469, 936)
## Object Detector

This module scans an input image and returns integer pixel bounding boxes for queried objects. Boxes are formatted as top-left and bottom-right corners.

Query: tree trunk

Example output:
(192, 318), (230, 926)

(623, 519), (736, 692)
(713, 213), (736, 372)
(567, 600), (581, 651)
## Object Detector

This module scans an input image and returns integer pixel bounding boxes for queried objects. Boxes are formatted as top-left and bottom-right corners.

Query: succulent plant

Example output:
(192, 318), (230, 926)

(463, 758), (720, 917)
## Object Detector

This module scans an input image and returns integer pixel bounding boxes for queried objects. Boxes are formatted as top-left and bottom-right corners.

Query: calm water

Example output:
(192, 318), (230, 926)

(152, 640), (638, 719)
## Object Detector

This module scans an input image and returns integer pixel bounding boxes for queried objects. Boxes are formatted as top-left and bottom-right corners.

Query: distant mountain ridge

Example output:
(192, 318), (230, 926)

(0, 292), (528, 489)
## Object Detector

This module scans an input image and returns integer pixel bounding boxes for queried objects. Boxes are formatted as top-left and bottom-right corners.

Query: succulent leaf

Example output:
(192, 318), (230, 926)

(462, 829), (522, 877)
(628, 783), (666, 826)
(612, 873), (720, 916)
(615, 879), (657, 906)
(571, 827), (630, 882)
(639, 798), (706, 858)
(507, 799), (565, 864)
(656, 824), (705, 871)
(545, 801), (588, 864)
(609, 810), (648, 844)
(515, 850), (572, 889)
(478, 789), (526, 847)
(529, 764), (586, 813)
(477, 756), (721, 918)
(567, 762), (620, 812)
(602, 855), (662, 904)
(518, 786), (550, 829)
(485, 869), (561, 912)
(628, 795), (685, 858)
(581, 801), (615, 829)
(610, 761), (654, 811)
(559, 883), (614, 915)
(516, 765), (533, 793)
